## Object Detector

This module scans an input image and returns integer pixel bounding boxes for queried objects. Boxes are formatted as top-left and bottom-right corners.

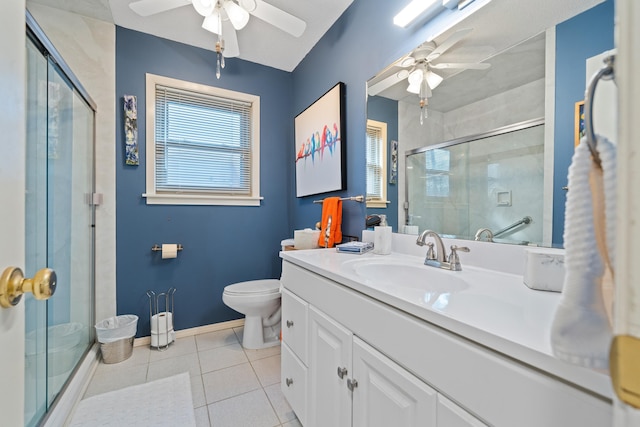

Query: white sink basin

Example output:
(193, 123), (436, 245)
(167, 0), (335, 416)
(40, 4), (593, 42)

(344, 258), (469, 307)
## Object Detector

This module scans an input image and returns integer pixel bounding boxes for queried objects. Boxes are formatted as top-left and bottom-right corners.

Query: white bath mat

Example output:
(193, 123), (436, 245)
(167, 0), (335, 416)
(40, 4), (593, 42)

(70, 372), (196, 426)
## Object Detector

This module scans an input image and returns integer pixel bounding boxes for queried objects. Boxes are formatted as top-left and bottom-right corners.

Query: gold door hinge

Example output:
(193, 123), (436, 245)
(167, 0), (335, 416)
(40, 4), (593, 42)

(610, 335), (640, 408)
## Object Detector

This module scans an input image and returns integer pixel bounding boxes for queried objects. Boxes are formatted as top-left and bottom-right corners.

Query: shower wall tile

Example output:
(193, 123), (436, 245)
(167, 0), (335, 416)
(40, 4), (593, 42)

(443, 79), (545, 140)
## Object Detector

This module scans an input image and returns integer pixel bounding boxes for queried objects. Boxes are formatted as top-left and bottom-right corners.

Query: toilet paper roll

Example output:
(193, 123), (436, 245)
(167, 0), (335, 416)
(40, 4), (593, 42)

(151, 312), (174, 333)
(161, 244), (178, 259)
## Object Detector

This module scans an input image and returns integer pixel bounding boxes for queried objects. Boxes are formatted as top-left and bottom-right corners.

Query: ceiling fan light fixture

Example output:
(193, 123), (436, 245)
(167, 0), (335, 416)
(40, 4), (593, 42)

(426, 71), (444, 89)
(193, 0), (215, 17)
(223, 0), (250, 30)
(202, 10), (222, 34)
(407, 68), (424, 87)
(393, 0), (443, 28)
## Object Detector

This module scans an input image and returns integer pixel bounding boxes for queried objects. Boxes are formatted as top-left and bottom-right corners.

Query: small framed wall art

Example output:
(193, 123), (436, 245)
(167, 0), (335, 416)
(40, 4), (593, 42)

(574, 100), (585, 147)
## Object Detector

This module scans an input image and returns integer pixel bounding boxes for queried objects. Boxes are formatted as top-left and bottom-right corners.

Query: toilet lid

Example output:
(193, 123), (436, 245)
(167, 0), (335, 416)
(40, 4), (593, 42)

(224, 279), (280, 296)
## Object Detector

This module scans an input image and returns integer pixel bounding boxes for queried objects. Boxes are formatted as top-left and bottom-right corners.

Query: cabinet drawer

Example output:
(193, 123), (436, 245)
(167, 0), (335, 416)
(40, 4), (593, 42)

(282, 288), (308, 363)
(281, 342), (308, 426)
(437, 395), (487, 427)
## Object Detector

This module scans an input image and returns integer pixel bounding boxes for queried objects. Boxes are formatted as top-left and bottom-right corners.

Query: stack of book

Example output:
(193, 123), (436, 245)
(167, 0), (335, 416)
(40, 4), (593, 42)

(335, 241), (374, 254)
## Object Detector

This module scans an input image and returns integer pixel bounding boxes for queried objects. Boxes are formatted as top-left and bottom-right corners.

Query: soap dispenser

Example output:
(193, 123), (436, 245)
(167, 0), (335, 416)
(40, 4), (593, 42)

(373, 215), (392, 255)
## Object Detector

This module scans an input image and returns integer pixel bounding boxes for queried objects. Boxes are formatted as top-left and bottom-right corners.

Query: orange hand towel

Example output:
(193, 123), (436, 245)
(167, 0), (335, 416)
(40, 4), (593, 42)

(318, 197), (342, 248)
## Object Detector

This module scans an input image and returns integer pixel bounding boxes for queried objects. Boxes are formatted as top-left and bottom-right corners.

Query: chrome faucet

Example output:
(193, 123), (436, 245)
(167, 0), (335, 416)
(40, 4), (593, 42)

(474, 228), (494, 242)
(416, 230), (446, 262)
(416, 230), (470, 271)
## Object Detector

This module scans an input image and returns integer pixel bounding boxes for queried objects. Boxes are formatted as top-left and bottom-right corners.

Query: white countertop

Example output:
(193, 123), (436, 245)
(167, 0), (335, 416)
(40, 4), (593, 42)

(280, 246), (613, 400)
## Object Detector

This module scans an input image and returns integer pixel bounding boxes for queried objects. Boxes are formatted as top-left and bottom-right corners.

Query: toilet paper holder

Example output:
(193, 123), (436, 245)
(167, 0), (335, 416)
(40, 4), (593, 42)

(151, 244), (183, 252)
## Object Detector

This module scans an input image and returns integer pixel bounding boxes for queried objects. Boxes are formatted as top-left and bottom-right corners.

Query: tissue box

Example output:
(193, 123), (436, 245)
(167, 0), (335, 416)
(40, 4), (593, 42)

(523, 248), (565, 292)
(294, 229), (320, 249)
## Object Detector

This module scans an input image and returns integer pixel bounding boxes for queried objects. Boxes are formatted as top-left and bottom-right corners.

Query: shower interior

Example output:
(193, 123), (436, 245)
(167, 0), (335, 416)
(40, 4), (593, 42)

(25, 14), (96, 426)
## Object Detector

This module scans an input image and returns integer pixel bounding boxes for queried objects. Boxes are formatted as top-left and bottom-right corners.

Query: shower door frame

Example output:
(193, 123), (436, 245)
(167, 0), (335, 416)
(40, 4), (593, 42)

(25, 10), (98, 427)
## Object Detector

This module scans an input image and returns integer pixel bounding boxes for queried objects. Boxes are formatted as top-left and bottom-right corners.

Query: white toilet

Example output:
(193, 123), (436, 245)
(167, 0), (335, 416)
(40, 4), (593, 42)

(222, 279), (281, 349)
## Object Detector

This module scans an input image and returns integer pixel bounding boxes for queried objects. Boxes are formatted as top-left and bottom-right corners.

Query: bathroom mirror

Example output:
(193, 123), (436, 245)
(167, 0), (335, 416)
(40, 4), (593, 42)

(365, 0), (613, 248)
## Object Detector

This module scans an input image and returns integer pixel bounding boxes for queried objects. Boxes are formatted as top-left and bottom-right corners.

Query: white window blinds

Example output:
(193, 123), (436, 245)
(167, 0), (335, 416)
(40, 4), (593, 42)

(154, 84), (253, 195)
(366, 119), (387, 207)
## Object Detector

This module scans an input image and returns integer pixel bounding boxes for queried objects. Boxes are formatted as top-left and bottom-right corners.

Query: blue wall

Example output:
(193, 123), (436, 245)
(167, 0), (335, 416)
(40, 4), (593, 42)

(114, 0), (615, 333)
(552, 0), (614, 245)
(366, 95), (399, 231)
(115, 28), (293, 336)
(290, 0), (460, 239)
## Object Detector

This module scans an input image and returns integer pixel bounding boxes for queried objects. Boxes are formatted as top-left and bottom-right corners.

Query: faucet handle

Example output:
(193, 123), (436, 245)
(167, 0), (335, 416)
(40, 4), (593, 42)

(425, 242), (436, 260)
(448, 245), (470, 270)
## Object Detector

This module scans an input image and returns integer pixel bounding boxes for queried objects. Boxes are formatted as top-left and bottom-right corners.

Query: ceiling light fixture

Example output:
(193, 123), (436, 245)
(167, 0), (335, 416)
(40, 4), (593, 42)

(393, 0), (444, 28)
(200, 3), (227, 78)
(130, 0), (307, 80)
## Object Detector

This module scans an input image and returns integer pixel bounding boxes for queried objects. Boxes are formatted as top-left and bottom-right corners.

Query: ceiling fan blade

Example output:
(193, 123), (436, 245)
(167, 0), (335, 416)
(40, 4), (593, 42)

(431, 62), (490, 70)
(222, 21), (240, 58)
(250, 0), (306, 37)
(129, 0), (191, 17)
(368, 70), (410, 97)
(426, 28), (472, 61)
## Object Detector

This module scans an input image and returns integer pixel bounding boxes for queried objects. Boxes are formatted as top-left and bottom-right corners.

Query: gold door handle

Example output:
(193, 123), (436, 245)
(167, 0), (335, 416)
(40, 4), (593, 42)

(0, 267), (57, 308)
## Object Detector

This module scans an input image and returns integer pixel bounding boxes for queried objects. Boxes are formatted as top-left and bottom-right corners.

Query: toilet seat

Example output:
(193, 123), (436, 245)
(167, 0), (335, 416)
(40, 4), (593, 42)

(223, 279), (280, 296)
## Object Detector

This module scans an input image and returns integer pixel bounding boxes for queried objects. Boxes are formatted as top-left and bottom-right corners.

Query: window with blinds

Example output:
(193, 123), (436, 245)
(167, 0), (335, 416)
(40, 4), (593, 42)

(144, 74), (261, 206)
(366, 119), (388, 208)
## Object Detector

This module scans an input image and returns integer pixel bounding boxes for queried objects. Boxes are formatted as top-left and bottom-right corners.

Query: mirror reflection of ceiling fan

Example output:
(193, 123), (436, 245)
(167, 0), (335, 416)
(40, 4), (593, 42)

(128, 0), (306, 78)
(368, 28), (490, 123)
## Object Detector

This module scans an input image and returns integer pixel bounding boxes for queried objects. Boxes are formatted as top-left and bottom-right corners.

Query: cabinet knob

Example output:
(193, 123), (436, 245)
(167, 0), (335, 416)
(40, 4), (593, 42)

(337, 366), (348, 379)
(286, 377), (294, 387)
(286, 320), (294, 328)
(347, 378), (358, 391)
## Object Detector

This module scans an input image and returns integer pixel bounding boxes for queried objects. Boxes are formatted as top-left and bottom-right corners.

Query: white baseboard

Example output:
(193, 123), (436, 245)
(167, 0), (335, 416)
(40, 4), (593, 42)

(133, 318), (245, 347)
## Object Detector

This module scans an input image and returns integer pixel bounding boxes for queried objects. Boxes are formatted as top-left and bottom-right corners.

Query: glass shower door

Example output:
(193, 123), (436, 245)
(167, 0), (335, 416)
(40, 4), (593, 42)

(25, 34), (95, 426)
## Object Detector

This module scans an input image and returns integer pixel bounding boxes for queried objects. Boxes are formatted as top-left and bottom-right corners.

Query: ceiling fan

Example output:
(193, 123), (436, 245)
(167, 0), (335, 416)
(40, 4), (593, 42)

(368, 28), (490, 123)
(128, 0), (306, 78)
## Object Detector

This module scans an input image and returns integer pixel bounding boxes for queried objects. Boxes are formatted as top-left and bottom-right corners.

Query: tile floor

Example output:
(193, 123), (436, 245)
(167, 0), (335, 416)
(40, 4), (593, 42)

(84, 327), (301, 427)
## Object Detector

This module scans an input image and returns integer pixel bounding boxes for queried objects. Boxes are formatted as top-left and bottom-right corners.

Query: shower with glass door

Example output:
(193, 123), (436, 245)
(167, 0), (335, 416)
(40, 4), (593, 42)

(24, 14), (96, 426)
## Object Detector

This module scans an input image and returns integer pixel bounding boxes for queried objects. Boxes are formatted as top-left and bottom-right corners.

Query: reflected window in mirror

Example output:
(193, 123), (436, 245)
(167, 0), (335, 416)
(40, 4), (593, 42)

(366, 119), (388, 208)
(425, 149), (451, 198)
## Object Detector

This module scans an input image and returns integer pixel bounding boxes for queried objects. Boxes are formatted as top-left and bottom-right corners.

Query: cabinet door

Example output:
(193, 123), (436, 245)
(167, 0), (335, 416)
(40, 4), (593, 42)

(352, 337), (438, 427)
(437, 395), (487, 427)
(308, 306), (353, 427)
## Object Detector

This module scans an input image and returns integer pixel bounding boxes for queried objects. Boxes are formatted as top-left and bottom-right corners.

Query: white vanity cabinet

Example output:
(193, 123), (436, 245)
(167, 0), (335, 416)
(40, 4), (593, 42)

(308, 306), (353, 426)
(306, 307), (440, 427)
(280, 256), (612, 427)
(281, 289), (309, 425)
(352, 337), (439, 427)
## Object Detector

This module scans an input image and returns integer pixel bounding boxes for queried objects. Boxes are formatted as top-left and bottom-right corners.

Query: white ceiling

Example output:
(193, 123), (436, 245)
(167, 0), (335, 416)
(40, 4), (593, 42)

(27, 0), (354, 72)
(27, 0), (604, 82)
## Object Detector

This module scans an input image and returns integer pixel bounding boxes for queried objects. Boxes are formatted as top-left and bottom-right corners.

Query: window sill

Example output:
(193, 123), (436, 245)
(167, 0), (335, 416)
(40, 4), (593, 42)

(142, 193), (263, 206)
(366, 200), (390, 209)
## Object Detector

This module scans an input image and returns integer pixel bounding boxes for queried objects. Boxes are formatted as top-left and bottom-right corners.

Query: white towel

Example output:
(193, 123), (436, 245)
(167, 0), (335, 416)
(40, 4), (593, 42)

(550, 137), (615, 370)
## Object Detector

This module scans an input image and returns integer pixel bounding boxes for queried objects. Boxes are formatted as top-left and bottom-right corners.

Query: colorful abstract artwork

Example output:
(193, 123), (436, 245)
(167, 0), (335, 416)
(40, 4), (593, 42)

(294, 82), (346, 197)
(574, 100), (585, 147)
(390, 139), (398, 184)
(124, 95), (139, 165)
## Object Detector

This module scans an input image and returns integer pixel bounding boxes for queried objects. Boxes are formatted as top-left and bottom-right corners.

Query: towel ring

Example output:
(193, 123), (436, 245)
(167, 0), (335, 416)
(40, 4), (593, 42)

(584, 54), (615, 169)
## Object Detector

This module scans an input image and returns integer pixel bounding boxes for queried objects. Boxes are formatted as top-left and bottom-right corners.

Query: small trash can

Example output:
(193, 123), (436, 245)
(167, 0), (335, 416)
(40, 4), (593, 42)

(95, 315), (138, 364)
